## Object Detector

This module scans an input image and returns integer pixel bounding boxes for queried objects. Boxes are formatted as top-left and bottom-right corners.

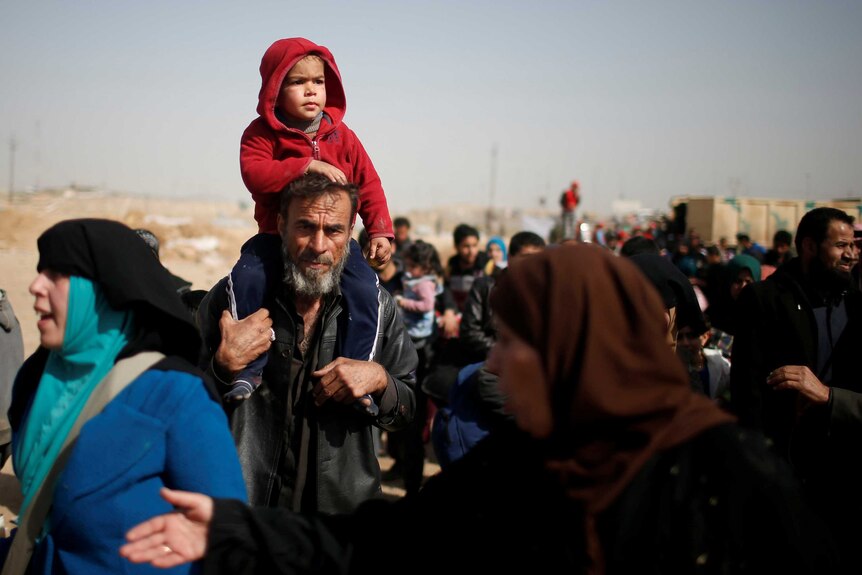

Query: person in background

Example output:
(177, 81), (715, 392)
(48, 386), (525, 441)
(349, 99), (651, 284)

(483, 236), (507, 277)
(0, 288), (24, 468)
(706, 254), (760, 336)
(461, 231), (546, 364)
(391, 216), (413, 268)
(133, 229), (193, 296)
(444, 223), (488, 313)
(133, 228), (206, 318)
(676, 320), (731, 407)
(731, 207), (862, 569)
(0, 219), (246, 575)
(735, 233), (767, 263)
(620, 235), (660, 258)
(717, 237), (734, 262)
(559, 180), (580, 241)
(764, 229), (794, 268)
(386, 240), (443, 496)
(122, 244), (836, 574)
(602, 230), (620, 254)
(433, 231), (546, 466)
(626, 252), (707, 352)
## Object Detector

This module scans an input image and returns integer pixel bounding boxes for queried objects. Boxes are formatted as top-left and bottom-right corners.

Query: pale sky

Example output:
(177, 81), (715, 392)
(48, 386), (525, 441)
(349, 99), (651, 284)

(1, 1), (860, 218)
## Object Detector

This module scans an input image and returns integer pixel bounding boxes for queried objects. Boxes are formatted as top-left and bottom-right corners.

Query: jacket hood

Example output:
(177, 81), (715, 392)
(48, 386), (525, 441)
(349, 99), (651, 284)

(256, 37), (346, 132)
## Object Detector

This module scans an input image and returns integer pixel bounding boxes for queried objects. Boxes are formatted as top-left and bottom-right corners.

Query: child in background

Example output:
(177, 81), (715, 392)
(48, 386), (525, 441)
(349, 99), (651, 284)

(397, 241), (443, 344)
(226, 38), (394, 401)
(391, 240), (443, 495)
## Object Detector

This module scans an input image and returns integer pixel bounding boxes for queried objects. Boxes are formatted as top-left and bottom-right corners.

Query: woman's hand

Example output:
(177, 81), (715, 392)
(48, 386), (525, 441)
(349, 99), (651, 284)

(120, 488), (213, 568)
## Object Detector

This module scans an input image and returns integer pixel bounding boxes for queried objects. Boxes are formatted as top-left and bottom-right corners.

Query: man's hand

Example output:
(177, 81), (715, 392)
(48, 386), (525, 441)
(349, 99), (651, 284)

(311, 357), (389, 407)
(214, 308), (273, 377)
(368, 237), (392, 267)
(766, 365), (830, 405)
(306, 160), (347, 184)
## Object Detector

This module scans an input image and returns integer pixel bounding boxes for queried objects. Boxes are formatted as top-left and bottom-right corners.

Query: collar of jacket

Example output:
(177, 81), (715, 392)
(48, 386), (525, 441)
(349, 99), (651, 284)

(772, 257), (848, 308)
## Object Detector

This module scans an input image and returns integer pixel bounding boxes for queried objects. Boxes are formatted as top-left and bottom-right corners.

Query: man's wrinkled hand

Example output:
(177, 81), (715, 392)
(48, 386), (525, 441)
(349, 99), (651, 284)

(214, 308), (273, 376)
(311, 357), (388, 407)
(766, 365), (830, 405)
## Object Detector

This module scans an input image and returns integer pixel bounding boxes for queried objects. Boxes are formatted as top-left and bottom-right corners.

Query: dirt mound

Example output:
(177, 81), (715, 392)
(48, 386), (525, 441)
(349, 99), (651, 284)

(0, 190), (257, 355)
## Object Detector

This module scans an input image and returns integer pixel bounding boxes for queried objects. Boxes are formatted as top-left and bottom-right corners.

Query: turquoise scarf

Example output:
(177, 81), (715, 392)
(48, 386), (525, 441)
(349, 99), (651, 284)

(14, 276), (135, 517)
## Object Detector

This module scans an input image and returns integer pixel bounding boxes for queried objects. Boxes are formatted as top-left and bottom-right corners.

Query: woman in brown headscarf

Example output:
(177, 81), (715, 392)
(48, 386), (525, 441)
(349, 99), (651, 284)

(121, 244), (836, 574)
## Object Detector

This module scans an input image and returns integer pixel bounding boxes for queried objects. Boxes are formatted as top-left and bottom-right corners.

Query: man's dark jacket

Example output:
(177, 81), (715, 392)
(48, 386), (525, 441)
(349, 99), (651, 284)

(198, 277), (418, 514)
(730, 257), (862, 566)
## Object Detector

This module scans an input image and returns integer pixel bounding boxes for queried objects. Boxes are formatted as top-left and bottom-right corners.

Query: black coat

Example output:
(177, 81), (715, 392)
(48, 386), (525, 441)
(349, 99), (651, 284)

(203, 424), (836, 574)
(731, 258), (862, 567)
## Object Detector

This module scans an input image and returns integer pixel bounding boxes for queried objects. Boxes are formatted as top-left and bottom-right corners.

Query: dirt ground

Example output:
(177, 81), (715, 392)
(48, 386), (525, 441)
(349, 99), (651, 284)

(0, 190), (440, 531)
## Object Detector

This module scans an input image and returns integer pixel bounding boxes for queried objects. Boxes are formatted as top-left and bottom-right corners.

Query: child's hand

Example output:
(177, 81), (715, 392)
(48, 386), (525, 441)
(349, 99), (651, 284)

(307, 160), (348, 184)
(368, 237), (392, 266)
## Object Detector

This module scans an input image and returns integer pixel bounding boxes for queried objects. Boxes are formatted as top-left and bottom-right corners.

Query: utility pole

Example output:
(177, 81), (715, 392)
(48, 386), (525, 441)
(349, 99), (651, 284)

(8, 136), (16, 202)
(486, 144), (498, 236)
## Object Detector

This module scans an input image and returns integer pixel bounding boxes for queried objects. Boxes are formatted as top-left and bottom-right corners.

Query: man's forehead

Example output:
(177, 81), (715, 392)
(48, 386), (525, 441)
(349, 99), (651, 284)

(289, 191), (351, 220)
(825, 220), (854, 240)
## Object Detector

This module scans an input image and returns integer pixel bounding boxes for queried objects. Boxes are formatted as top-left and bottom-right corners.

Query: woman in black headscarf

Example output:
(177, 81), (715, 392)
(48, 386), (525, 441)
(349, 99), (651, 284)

(0, 219), (246, 575)
(121, 244), (835, 574)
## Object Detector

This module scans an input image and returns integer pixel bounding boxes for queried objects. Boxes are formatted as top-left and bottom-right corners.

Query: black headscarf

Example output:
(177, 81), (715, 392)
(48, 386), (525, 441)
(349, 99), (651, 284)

(628, 253), (707, 334)
(34, 218), (200, 359)
(11, 219), (212, 427)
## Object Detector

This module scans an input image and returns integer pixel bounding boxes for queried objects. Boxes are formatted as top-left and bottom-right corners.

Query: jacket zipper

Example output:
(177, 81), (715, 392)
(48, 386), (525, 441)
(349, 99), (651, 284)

(312, 139), (320, 160)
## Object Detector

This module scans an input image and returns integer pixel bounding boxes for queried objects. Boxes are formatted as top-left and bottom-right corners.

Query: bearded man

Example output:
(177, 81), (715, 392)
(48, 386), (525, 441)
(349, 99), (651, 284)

(731, 207), (862, 568)
(198, 174), (417, 514)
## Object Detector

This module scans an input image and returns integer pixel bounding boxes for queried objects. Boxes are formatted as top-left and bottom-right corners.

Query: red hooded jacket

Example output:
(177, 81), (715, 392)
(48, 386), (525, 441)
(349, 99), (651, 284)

(240, 38), (393, 239)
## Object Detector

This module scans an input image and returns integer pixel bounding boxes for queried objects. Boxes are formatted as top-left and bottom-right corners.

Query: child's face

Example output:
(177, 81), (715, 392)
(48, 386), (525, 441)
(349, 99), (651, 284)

(456, 236), (479, 267)
(404, 258), (425, 278)
(487, 243), (504, 264)
(277, 56), (326, 122)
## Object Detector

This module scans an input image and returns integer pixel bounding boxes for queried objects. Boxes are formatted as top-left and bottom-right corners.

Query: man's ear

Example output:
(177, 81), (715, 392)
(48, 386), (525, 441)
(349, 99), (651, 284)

(277, 213), (285, 237)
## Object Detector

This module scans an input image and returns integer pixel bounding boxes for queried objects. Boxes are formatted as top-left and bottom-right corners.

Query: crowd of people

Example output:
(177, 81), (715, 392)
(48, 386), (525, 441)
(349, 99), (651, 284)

(1, 35), (860, 575)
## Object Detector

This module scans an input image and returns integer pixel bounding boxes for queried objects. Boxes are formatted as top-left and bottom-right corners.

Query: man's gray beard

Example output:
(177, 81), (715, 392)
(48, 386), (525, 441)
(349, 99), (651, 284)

(282, 242), (349, 298)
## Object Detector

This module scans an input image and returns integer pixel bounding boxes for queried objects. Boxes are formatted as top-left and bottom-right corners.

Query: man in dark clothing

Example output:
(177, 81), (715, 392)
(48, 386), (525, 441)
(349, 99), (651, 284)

(444, 223), (488, 313)
(198, 176), (417, 514)
(731, 207), (862, 570)
(460, 231), (546, 363)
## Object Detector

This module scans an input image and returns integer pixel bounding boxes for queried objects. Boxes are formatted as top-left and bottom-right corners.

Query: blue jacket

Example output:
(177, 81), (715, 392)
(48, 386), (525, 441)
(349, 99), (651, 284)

(1, 357), (247, 574)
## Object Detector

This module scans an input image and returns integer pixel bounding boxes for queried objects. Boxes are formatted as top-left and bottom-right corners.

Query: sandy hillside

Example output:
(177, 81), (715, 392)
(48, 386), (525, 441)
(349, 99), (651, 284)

(0, 190), (259, 355)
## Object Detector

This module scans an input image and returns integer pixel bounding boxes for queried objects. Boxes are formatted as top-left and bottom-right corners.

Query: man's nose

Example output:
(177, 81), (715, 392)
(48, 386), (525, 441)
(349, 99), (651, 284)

(307, 230), (327, 252)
